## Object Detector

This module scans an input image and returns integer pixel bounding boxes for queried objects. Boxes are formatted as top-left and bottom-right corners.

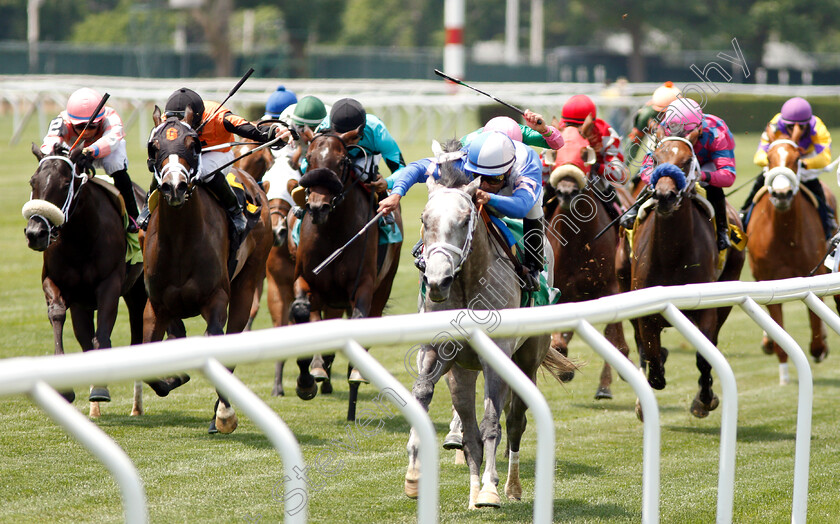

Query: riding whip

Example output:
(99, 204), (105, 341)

(70, 92), (110, 150)
(313, 211), (384, 275)
(809, 232), (840, 276)
(195, 67), (255, 133)
(724, 172), (763, 197)
(590, 185), (653, 244)
(433, 69), (543, 125)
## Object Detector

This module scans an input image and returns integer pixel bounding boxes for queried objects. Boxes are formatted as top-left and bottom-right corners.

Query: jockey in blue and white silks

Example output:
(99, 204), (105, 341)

(379, 131), (545, 291)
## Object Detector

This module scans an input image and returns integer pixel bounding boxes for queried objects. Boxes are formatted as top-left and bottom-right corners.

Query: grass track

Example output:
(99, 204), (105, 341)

(2, 113), (840, 523)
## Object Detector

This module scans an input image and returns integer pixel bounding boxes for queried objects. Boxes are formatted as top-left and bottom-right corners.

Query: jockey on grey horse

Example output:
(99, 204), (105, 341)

(379, 130), (546, 291)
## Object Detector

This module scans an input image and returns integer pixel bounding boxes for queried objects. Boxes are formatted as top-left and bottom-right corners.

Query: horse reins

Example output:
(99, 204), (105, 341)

(424, 188), (478, 276)
(479, 206), (527, 278)
(306, 133), (372, 210)
(31, 155), (88, 236)
(656, 136), (701, 199)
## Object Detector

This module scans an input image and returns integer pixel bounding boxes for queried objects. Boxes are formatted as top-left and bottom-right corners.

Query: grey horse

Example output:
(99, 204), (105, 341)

(404, 152), (570, 509)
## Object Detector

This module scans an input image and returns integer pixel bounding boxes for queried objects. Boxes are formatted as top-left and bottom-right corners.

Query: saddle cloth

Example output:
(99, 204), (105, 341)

(88, 176), (142, 265)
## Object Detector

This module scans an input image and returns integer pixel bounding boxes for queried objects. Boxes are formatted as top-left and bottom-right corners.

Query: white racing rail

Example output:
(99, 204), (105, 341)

(2, 273), (840, 523)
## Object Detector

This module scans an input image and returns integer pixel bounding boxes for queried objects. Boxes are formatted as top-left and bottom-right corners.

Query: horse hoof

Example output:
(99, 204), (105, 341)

(504, 482), (522, 501)
(216, 414), (238, 434)
(648, 375), (666, 390)
(442, 433), (463, 450)
(348, 368), (368, 384)
(130, 408), (143, 416)
(761, 335), (774, 355)
(89, 386), (111, 402)
(813, 348), (829, 363)
(149, 374), (190, 397)
(296, 380), (318, 401)
(404, 478), (419, 499)
(594, 387), (613, 400)
(320, 381), (333, 394)
(690, 394), (719, 418)
(208, 418), (219, 434)
(311, 367), (329, 382)
(559, 370), (575, 383)
(60, 390), (75, 403)
(475, 488), (501, 508)
(635, 398), (644, 422)
(271, 385), (285, 397)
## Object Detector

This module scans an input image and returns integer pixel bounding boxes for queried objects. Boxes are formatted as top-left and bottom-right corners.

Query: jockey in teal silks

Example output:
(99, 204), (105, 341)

(379, 131), (545, 292)
(304, 98), (406, 181)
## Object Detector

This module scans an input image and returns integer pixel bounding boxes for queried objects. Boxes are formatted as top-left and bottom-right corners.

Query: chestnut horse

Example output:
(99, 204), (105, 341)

(746, 124), (835, 383)
(143, 109), (273, 433)
(235, 141), (298, 396)
(543, 122), (633, 399)
(617, 130), (745, 418)
(23, 145), (147, 418)
(289, 131), (402, 420)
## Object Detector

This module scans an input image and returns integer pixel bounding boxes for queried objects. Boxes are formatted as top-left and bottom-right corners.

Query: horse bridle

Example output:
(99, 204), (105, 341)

(305, 133), (370, 209)
(655, 136), (701, 200)
(424, 188), (478, 276)
(765, 138), (801, 195)
(148, 120), (202, 190)
(26, 155), (88, 241)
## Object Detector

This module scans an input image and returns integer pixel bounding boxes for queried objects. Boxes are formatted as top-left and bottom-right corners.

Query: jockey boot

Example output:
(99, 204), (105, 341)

(521, 218), (544, 293)
(739, 172), (766, 225)
(136, 178), (159, 231)
(707, 185), (730, 250)
(802, 178), (838, 239)
(110, 169), (140, 232)
(204, 170), (247, 238)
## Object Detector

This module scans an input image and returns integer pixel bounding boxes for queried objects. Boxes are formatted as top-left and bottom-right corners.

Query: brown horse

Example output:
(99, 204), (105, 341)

(143, 109), (273, 433)
(23, 144), (147, 418)
(544, 122), (633, 399)
(290, 131), (402, 420)
(616, 130), (745, 418)
(746, 124), (835, 382)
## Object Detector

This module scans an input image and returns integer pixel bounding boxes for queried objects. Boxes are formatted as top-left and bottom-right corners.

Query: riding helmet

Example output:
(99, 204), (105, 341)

(561, 94), (597, 125)
(464, 131), (516, 176)
(651, 81), (681, 111)
(291, 96), (328, 127)
(165, 88), (205, 129)
(660, 98), (704, 136)
(779, 97), (814, 126)
(264, 86), (297, 119)
(66, 88), (106, 125)
(330, 98), (366, 133)
(484, 116), (523, 142)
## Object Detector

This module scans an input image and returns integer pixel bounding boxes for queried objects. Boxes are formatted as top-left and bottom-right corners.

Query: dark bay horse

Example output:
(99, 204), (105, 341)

(143, 109), (273, 433)
(616, 130), (745, 418)
(543, 122), (633, 399)
(289, 131), (402, 418)
(405, 159), (572, 508)
(746, 125), (835, 382)
(23, 144), (147, 418)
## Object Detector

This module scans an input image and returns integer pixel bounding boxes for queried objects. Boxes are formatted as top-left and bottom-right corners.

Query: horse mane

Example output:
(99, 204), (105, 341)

(436, 138), (471, 188)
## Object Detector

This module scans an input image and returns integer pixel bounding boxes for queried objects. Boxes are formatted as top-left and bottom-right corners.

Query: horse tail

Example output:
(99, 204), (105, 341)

(540, 345), (581, 383)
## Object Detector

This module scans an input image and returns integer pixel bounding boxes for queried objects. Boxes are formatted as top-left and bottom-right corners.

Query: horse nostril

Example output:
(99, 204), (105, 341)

(440, 276), (453, 288)
(177, 181), (188, 194)
(160, 182), (172, 194)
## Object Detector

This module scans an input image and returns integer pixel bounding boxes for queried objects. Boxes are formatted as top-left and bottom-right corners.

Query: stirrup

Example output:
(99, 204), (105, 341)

(137, 207), (150, 231)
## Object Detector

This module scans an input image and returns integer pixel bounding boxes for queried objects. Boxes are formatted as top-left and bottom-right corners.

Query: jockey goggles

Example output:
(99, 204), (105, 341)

(164, 110), (187, 120)
(478, 173), (506, 185)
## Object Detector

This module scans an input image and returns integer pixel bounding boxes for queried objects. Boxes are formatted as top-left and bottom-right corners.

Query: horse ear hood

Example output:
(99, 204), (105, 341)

(299, 167), (343, 195)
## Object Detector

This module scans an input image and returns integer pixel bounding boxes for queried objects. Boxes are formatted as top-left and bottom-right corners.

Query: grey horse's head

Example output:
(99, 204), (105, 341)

(421, 168), (480, 303)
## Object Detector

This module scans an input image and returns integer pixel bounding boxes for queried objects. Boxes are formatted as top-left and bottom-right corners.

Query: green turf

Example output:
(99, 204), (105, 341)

(2, 113), (840, 523)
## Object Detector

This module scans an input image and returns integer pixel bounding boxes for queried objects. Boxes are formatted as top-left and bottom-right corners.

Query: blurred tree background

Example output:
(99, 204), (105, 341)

(2, 0), (840, 80)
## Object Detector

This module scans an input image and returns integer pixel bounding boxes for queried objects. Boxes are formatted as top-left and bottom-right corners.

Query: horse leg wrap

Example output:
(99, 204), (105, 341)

(290, 298), (311, 325)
